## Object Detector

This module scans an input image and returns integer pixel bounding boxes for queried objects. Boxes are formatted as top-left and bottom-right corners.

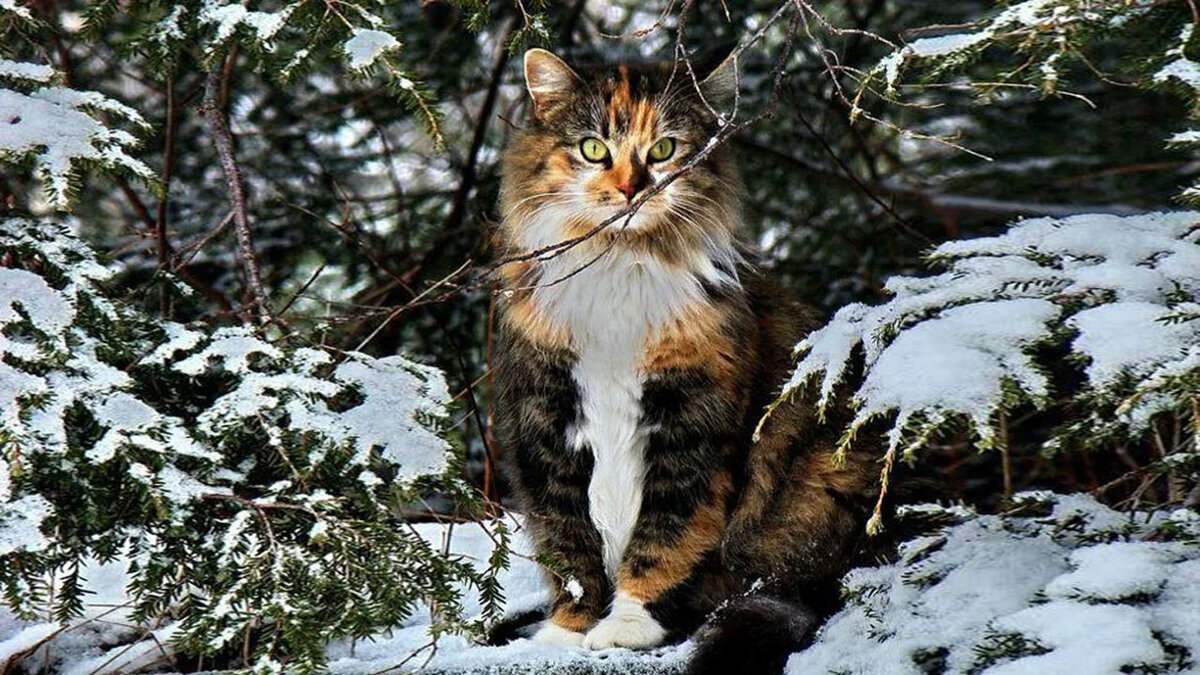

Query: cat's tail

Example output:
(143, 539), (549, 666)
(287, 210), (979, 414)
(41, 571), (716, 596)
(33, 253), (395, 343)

(686, 595), (822, 675)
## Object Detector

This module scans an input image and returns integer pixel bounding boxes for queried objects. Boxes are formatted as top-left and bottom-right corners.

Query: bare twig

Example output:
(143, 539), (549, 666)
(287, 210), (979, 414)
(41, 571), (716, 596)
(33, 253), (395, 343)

(201, 59), (275, 326)
(174, 212), (234, 267)
(443, 19), (515, 237)
(155, 79), (179, 319)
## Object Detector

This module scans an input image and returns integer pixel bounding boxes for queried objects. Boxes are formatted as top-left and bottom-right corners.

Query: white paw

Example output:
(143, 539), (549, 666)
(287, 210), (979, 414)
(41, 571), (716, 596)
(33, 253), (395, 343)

(532, 621), (586, 648)
(581, 594), (666, 650)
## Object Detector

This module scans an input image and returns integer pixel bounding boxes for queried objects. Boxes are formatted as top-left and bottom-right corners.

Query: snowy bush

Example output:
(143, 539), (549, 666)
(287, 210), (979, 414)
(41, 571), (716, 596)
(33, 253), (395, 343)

(790, 493), (1200, 675)
(774, 211), (1200, 527)
(0, 217), (503, 673)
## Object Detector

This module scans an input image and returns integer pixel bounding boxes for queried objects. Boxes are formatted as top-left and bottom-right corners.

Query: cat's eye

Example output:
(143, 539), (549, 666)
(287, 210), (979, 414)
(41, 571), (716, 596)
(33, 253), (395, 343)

(580, 137), (610, 163)
(648, 137), (676, 162)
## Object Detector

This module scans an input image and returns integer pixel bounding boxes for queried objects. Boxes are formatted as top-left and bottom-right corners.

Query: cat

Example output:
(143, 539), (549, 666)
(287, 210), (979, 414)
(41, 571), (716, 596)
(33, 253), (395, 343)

(491, 48), (880, 675)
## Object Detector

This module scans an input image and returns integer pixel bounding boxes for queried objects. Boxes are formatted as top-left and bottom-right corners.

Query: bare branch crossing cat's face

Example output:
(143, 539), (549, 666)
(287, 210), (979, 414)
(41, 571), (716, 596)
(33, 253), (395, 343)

(501, 48), (740, 253)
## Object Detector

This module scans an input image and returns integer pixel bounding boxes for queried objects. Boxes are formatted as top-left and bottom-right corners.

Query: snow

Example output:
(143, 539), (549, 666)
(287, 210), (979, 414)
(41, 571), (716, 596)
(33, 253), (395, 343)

(328, 631), (688, 675)
(198, 2), (295, 47)
(781, 211), (1200, 452)
(0, 0), (31, 20)
(0, 268), (73, 334)
(1069, 302), (1200, 387)
(905, 32), (991, 59)
(0, 58), (54, 82)
(1044, 542), (1171, 601)
(1168, 129), (1200, 144)
(0, 555), (171, 674)
(851, 299), (1059, 450)
(788, 494), (1200, 675)
(1156, 24), (1200, 91)
(157, 325), (453, 482)
(174, 326), (284, 375)
(0, 77), (153, 209)
(58, 623), (178, 675)
(0, 495), (53, 556)
(1, 219), (464, 673)
(322, 356), (448, 476)
(3, 493), (1196, 674)
(343, 29), (401, 70)
(1, 514), (683, 675)
(879, 0), (1062, 88)
(321, 518), (689, 674)
(154, 5), (187, 44)
(566, 577), (585, 601)
(987, 603), (1165, 675)
(0, 623), (61, 665)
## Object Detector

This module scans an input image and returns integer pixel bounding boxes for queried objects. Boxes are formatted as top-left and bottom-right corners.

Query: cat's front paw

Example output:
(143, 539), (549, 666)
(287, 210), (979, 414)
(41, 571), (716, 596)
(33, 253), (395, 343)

(581, 595), (666, 650)
(532, 621), (586, 648)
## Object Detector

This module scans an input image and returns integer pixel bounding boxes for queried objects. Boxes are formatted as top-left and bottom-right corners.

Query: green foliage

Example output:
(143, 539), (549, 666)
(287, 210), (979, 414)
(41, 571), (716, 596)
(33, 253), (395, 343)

(0, 217), (504, 672)
(970, 631), (1050, 673)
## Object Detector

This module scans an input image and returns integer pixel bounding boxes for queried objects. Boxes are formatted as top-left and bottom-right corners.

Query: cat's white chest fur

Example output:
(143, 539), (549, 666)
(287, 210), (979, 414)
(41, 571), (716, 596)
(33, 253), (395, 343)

(531, 245), (711, 578)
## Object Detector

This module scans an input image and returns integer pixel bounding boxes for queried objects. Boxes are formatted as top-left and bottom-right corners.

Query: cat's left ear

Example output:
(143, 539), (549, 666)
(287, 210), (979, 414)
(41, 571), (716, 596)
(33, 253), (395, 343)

(524, 48), (581, 115)
(697, 50), (738, 103)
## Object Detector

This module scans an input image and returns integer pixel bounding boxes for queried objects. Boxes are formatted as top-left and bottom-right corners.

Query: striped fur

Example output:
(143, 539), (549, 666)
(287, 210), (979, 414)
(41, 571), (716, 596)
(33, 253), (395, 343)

(492, 50), (880, 669)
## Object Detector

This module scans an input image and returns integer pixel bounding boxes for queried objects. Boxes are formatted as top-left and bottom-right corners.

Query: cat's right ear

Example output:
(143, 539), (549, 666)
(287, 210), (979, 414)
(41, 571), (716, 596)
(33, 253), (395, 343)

(524, 49), (580, 116)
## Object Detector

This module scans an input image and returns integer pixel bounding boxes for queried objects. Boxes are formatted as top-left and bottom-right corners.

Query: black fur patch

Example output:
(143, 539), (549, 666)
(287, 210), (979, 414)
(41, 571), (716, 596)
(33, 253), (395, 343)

(687, 596), (822, 675)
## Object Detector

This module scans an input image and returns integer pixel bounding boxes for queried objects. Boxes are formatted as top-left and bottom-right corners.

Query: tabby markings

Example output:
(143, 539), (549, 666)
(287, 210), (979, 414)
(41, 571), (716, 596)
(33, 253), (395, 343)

(529, 239), (726, 579)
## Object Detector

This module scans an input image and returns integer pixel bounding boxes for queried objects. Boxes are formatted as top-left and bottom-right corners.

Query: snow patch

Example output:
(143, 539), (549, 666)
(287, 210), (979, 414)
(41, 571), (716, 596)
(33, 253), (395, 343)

(0, 78), (152, 209)
(0, 495), (53, 556)
(789, 494), (1200, 675)
(344, 29), (401, 70)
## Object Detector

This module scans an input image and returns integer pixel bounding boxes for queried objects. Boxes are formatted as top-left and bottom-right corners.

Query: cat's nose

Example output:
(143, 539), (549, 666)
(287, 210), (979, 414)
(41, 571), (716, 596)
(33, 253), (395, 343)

(614, 171), (650, 202)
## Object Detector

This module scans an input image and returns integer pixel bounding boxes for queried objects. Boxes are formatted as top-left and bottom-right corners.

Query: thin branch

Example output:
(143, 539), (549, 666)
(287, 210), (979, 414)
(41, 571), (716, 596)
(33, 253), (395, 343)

(201, 60), (275, 326)
(443, 19), (515, 235)
(155, 78), (179, 319)
(174, 212), (234, 268)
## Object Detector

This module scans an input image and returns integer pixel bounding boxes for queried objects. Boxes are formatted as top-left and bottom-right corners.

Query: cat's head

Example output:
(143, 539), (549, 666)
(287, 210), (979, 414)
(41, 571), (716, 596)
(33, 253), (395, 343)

(500, 49), (742, 254)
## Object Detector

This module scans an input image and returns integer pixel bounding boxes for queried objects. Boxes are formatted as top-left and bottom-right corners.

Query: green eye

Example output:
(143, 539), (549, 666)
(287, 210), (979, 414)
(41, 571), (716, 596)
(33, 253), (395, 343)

(648, 137), (676, 162)
(580, 137), (610, 163)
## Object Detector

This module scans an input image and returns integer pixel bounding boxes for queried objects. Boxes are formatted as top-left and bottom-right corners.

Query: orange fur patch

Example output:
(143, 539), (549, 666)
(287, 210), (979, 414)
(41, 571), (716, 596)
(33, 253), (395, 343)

(631, 99), (656, 139)
(617, 472), (731, 603)
(609, 66), (632, 132)
(502, 296), (571, 351)
(641, 301), (736, 380)
(551, 605), (598, 633)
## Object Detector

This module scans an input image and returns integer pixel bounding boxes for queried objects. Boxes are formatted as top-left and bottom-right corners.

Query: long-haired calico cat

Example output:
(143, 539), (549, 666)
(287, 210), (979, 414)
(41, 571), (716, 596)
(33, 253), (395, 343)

(492, 48), (879, 675)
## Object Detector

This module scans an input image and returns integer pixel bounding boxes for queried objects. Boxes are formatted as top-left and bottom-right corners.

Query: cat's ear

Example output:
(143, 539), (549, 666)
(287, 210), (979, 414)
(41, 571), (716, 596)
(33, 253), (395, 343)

(697, 50), (738, 103)
(524, 49), (581, 115)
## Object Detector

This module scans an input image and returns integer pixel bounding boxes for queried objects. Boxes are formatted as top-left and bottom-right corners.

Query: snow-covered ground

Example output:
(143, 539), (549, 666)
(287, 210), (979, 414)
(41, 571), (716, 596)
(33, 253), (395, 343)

(791, 493), (1200, 675)
(3, 494), (1197, 674)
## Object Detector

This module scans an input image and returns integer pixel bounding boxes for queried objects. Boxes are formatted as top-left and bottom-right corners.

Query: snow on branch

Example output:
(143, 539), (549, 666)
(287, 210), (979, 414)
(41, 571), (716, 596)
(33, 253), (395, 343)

(867, 2), (1200, 200)
(0, 60), (154, 210)
(874, 0), (1146, 95)
(0, 0), (32, 20)
(776, 211), (1200, 456)
(145, 326), (452, 485)
(343, 28), (401, 71)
